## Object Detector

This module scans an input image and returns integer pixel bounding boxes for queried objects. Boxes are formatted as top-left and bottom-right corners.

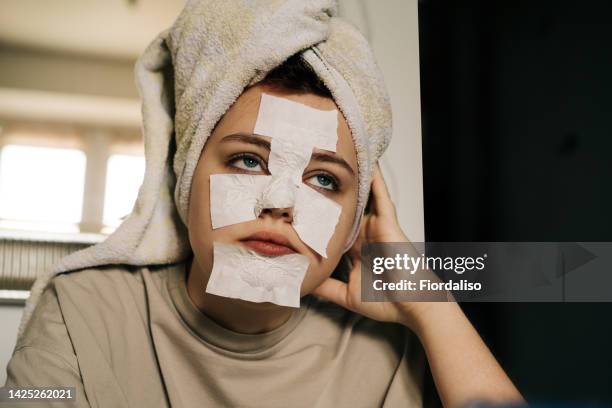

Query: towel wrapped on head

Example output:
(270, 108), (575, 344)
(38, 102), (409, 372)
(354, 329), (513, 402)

(18, 0), (393, 338)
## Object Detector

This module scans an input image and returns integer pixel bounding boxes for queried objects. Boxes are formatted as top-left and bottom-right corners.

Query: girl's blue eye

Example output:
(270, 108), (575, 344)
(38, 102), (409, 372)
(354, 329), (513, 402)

(307, 174), (336, 191)
(242, 157), (259, 168)
(230, 155), (263, 171)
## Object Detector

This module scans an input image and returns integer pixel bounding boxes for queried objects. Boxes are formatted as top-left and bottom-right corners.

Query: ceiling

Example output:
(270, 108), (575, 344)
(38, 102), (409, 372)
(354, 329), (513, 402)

(0, 0), (185, 60)
(0, 0), (371, 61)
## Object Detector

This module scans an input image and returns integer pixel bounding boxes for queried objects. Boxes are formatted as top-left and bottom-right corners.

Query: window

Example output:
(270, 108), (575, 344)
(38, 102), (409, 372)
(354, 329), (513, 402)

(0, 145), (86, 233)
(0, 122), (144, 236)
(103, 154), (145, 228)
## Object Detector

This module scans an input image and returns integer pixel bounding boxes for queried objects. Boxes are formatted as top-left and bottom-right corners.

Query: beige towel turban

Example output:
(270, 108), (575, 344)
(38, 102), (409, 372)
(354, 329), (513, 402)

(18, 0), (392, 337)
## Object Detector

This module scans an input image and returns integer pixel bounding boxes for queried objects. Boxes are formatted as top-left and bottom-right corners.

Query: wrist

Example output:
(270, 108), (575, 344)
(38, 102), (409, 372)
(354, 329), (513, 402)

(386, 227), (409, 242)
(374, 227), (409, 244)
(397, 301), (463, 336)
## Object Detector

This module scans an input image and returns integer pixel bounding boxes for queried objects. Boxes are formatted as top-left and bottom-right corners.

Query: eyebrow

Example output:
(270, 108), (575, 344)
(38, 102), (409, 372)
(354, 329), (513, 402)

(221, 132), (355, 175)
(221, 133), (271, 150)
(310, 151), (355, 175)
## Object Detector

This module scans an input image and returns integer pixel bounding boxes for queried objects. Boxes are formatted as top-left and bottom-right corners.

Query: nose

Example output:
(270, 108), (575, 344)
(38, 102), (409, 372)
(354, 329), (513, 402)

(259, 207), (294, 223)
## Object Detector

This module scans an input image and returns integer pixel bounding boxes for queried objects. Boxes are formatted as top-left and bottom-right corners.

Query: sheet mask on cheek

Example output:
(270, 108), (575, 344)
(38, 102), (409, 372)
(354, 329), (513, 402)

(205, 93), (342, 307)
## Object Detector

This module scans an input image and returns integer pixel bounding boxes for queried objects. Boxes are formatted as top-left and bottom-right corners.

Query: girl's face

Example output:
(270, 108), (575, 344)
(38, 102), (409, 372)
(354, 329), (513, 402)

(188, 84), (358, 299)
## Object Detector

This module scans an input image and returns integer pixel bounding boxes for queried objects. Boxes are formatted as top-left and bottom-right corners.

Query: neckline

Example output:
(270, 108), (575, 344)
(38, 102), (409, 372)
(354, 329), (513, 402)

(166, 260), (312, 354)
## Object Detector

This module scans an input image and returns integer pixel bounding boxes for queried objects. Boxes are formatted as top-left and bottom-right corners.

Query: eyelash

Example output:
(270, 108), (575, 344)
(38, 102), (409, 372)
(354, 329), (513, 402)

(227, 153), (267, 173)
(304, 171), (340, 193)
(226, 153), (341, 193)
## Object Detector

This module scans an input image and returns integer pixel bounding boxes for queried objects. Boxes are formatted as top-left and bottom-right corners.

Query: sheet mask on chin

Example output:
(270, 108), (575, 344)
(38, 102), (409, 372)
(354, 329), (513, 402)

(206, 93), (343, 307)
(206, 243), (310, 308)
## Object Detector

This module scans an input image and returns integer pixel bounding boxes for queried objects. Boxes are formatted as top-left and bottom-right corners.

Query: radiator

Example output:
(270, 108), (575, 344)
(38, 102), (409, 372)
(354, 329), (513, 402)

(0, 230), (104, 294)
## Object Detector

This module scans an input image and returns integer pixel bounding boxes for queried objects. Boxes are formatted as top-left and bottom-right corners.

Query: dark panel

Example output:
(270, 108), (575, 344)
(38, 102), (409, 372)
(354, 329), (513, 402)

(419, 0), (612, 404)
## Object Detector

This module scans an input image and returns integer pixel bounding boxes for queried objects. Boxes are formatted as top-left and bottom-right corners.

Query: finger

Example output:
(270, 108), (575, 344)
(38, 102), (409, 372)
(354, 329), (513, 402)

(311, 278), (349, 309)
(370, 164), (396, 215)
(372, 163), (392, 199)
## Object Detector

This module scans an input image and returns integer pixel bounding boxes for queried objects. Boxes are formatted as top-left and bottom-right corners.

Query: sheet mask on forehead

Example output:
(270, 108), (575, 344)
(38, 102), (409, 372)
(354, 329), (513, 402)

(205, 93), (343, 307)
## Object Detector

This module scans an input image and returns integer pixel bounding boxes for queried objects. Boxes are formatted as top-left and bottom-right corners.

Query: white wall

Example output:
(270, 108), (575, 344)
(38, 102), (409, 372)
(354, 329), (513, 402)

(340, 0), (424, 241)
(370, 0), (424, 242)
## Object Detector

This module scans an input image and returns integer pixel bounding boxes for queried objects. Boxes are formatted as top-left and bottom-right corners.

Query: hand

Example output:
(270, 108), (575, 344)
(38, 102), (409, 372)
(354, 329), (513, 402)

(312, 164), (525, 406)
(312, 163), (428, 328)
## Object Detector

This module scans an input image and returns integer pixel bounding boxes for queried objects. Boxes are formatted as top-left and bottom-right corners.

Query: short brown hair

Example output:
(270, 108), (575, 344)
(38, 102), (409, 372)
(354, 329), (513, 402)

(260, 54), (332, 97)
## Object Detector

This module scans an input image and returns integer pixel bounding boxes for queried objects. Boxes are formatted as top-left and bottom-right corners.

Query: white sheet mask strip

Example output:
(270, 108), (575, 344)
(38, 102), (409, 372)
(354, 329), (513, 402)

(254, 137), (310, 215)
(254, 93), (338, 152)
(206, 242), (309, 308)
(293, 184), (342, 258)
(267, 138), (312, 182)
(255, 175), (296, 214)
(210, 174), (271, 229)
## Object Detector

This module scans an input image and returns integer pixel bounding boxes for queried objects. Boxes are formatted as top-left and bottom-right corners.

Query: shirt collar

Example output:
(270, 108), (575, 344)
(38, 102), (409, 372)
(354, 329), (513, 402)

(166, 259), (312, 354)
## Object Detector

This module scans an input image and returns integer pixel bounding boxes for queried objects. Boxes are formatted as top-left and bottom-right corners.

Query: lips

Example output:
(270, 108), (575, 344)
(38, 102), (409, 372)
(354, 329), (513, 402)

(240, 231), (297, 256)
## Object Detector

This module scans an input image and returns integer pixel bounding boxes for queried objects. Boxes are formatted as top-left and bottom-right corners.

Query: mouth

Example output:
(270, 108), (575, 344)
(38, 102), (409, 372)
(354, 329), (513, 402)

(240, 231), (297, 256)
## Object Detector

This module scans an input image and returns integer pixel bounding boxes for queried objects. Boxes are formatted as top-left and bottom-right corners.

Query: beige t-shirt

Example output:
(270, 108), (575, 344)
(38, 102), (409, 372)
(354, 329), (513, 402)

(4, 261), (425, 407)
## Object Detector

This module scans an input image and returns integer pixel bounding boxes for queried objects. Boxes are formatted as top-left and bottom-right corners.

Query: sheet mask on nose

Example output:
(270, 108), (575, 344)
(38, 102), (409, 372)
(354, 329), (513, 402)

(206, 93), (343, 307)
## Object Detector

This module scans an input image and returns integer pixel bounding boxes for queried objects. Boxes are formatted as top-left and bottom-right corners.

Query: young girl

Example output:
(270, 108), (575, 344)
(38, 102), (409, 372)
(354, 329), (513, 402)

(5, 1), (523, 407)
